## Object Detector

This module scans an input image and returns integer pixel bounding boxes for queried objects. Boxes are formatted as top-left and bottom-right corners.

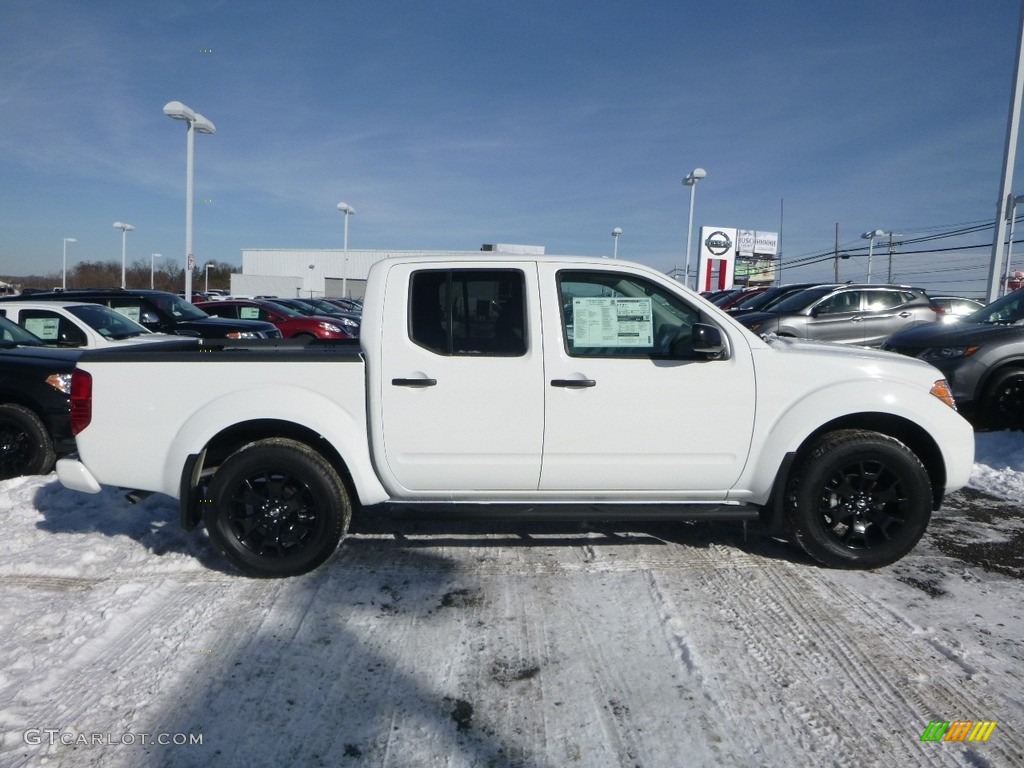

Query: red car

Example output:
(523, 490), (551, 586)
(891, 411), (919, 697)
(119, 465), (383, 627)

(195, 299), (354, 339)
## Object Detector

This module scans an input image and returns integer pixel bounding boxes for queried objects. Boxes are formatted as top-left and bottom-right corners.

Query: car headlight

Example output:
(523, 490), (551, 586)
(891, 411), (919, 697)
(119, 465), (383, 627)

(336, 317), (358, 327)
(919, 345), (979, 361)
(226, 331), (261, 339)
(318, 322), (342, 333)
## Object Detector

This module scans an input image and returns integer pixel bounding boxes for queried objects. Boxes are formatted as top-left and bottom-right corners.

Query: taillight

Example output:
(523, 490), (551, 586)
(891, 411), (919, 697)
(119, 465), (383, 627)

(70, 369), (93, 435)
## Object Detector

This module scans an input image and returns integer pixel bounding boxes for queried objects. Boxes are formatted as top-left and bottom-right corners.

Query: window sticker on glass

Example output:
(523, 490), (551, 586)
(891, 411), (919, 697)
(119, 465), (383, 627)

(572, 297), (653, 347)
(240, 307), (259, 320)
(24, 317), (59, 340)
(113, 306), (142, 322)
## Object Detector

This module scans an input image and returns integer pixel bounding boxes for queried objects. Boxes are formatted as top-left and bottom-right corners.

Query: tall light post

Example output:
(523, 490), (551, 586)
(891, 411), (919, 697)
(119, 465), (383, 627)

(337, 202), (355, 298)
(861, 229), (886, 283)
(1004, 195), (1024, 295)
(62, 237), (77, 290)
(611, 227), (622, 258)
(151, 253), (161, 289)
(113, 222), (134, 288)
(682, 168), (707, 289)
(204, 263), (213, 293)
(164, 101), (216, 302)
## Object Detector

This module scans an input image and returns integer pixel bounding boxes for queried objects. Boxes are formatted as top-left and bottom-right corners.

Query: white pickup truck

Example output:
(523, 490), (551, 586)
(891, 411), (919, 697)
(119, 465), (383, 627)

(57, 255), (974, 577)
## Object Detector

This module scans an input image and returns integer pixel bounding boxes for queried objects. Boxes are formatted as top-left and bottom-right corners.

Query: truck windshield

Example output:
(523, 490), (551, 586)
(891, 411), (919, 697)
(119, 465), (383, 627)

(67, 304), (151, 339)
(149, 294), (211, 321)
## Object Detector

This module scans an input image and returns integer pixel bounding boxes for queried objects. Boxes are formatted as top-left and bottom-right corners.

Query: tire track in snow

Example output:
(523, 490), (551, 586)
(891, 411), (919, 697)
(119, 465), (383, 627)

(644, 544), (1021, 767)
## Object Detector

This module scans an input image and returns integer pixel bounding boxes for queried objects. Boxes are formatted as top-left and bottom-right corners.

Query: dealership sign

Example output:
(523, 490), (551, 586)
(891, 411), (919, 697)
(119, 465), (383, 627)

(698, 226), (779, 290)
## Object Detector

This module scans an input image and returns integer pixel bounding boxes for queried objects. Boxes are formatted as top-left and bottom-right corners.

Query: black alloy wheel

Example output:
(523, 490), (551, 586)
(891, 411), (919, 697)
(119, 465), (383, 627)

(787, 430), (933, 569)
(204, 438), (350, 577)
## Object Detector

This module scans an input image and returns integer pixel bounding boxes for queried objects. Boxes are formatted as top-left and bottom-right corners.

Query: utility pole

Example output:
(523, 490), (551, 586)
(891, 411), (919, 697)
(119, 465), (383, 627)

(886, 232), (902, 283)
(833, 223), (840, 282)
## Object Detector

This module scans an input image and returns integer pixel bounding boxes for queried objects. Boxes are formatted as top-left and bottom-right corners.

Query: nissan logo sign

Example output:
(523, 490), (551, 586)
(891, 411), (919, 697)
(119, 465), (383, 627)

(704, 231), (733, 256)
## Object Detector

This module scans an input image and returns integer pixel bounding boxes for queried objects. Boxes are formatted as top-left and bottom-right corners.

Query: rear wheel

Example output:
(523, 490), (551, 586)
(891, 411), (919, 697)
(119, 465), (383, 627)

(203, 438), (350, 577)
(786, 430), (932, 569)
(0, 404), (56, 480)
(981, 367), (1024, 431)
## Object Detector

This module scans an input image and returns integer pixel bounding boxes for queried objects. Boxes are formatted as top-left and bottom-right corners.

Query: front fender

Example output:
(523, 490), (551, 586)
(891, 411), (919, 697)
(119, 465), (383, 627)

(733, 377), (973, 504)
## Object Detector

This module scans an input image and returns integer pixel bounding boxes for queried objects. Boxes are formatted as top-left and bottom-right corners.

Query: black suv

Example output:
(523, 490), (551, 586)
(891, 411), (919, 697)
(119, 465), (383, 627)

(883, 288), (1024, 429)
(0, 289), (281, 339)
(737, 283), (939, 347)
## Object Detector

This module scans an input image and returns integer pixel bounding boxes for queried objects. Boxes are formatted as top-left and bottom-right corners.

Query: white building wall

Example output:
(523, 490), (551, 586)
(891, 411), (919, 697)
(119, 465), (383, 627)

(240, 248), (485, 298)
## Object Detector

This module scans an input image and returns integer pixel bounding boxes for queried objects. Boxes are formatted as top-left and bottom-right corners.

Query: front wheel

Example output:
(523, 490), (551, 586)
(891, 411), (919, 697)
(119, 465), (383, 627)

(981, 367), (1024, 431)
(786, 430), (932, 569)
(204, 438), (351, 577)
(0, 404), (56, 480)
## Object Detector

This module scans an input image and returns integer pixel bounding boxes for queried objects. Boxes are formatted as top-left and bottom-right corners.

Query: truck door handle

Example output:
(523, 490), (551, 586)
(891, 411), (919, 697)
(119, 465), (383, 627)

(898, 311), (912, 318)
(551, 378), (596, 388)
(392, 377), (437, 387)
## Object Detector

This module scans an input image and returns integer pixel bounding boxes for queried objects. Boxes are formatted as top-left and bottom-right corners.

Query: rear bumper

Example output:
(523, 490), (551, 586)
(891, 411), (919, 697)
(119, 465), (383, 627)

(56, 457), (102, 494)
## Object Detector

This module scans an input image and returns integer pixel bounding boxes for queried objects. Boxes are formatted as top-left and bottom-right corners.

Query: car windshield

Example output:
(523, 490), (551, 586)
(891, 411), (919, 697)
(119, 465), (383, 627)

(149, 293), (211, 320)
(0, 315), (44, 347)
(965, 289), (1024, 325)
(262, 301), (303, 318)
(767, 286), (835, 313)
(734, 287), (785, 311)
(67, 304), (151, 339)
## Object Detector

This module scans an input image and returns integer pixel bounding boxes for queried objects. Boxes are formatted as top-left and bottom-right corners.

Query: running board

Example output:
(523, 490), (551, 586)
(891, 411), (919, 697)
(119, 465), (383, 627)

(375, 502), (761, 522)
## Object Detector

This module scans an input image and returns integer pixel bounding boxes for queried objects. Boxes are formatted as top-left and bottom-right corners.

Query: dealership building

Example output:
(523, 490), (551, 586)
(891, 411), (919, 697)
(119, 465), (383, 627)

(232, 230), (780, 299)
(232, 244), (546, 299)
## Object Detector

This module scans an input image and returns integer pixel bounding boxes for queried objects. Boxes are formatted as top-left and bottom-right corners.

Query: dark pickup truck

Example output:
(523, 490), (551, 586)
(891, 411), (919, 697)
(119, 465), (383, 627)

(0, 316), (81, 479)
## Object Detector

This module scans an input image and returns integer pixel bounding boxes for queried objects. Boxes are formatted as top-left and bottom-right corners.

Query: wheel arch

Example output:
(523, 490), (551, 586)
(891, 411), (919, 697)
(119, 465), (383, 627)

(759, 412), (947, 534)
(179, 419), (357, 531)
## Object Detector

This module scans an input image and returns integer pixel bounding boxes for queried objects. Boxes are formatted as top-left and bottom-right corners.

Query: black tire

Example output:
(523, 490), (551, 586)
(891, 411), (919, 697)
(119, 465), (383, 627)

(203, 438), (350, 577)
(0, 404), (56, 480)
(786, 430), (932, 569)
(981, 367), (1024, 431)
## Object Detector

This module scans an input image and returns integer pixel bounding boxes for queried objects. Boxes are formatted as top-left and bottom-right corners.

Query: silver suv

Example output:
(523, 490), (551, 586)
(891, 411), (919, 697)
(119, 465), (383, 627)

(737, 284), (939, 347)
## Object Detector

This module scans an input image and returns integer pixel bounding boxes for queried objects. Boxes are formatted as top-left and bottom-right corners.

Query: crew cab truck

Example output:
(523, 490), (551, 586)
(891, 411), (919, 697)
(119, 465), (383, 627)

(56, 255), (975, 578)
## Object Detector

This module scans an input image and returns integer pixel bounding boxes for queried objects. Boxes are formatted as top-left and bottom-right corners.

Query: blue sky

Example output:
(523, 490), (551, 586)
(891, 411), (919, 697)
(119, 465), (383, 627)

(2, 0), (1023, 296)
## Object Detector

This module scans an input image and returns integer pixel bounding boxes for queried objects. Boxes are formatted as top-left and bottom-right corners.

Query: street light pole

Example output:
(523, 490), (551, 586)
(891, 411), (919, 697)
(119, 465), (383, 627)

(164, 101), (215, 303)
(861, 229), (886, 283)
(611, 227), (622, 258)
(682, 168), (707, 289)
(204, 263), (212, 293)
(337, 202), (355, 298)
(151, 253), (161, 289)
(1004, 195), (1024, 296)
(62, 237), (77, 290)
(113, 222), (134, 288)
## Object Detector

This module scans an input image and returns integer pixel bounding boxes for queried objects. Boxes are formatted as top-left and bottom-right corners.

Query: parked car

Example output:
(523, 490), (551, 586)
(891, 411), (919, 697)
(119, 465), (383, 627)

(738, 283), (939, 346)
(0, 300), (179, 349)
(273, 298), (362, 336)
(930, 295), (985, 322)
(726, 282), (828, 317)
(195, 299), (354, 339)
(716, 286), (770, 310)
(0, 289), (281, 340)
(0, 316), (80, 479)
(882, 288), (1024, 429)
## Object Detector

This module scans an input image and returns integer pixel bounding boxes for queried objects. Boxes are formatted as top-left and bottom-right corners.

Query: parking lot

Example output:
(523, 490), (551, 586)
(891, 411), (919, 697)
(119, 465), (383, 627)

(0, 431), (1020, 768)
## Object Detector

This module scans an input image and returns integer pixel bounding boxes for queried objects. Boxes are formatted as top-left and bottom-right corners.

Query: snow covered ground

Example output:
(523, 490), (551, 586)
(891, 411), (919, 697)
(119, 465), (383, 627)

(0, 432), (1021, 767)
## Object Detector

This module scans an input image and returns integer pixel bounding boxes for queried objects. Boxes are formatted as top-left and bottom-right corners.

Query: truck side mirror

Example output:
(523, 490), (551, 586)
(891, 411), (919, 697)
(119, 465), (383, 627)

(691, 323), (725, 357)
